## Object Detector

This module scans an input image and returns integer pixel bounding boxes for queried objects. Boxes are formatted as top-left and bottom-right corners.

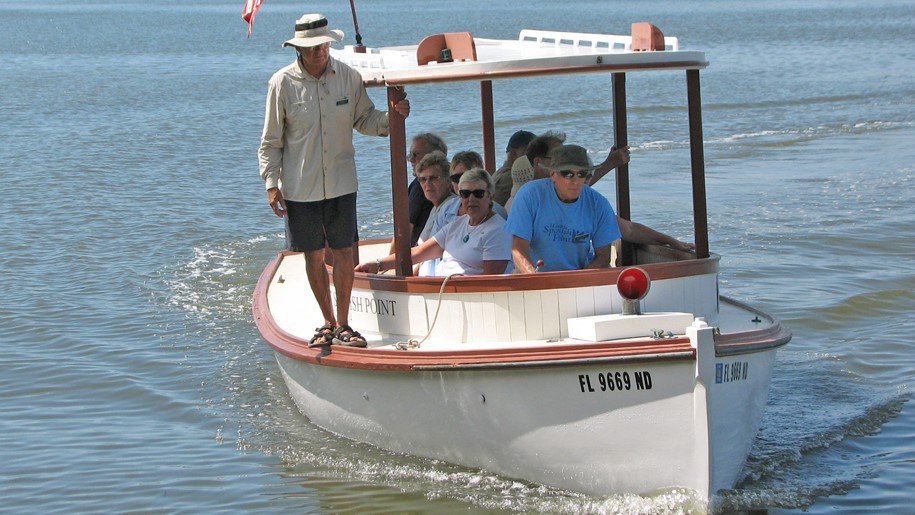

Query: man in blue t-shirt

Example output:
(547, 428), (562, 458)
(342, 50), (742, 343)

(504, 144), (622, 272)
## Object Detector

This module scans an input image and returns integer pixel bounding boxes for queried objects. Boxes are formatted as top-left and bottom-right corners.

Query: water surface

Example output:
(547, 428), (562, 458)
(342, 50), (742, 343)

(1, 0), (913, 512)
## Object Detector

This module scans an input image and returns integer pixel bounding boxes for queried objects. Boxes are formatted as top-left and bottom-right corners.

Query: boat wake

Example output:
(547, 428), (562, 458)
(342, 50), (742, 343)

(271, 441), (708, 514)
(728, 361), (910, 511)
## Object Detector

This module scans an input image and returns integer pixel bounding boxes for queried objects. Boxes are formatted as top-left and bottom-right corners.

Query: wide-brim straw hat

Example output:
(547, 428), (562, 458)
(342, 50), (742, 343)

(283, 14), (344, 48)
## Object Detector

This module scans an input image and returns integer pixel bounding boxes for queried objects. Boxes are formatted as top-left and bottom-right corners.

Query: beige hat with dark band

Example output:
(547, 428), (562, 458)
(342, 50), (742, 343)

(283, 14), (344, 48)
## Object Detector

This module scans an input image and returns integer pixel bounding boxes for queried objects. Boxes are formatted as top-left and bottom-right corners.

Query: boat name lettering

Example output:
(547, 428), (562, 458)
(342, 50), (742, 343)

(578, 371), (652, 393)
(715, 361), (748, 384)
(349, 296), (397, 317)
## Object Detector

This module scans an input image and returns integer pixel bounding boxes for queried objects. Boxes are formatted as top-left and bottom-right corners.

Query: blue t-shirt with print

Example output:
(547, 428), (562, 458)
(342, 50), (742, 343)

(504, 179), (621, 271)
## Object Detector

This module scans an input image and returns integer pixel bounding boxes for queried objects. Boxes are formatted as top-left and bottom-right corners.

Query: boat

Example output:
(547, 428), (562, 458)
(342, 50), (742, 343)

(253, 23), (791, 505)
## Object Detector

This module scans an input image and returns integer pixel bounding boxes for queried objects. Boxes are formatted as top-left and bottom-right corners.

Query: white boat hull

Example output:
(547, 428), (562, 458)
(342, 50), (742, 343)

(270, 319), (778, 499)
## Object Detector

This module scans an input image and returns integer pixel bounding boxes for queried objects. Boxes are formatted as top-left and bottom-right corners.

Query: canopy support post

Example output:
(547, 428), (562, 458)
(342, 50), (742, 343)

(613, 72), (635, 266)
(481, 80), (496, 173)
(387, 86), (414, 275)
(686, 69), (710, 259)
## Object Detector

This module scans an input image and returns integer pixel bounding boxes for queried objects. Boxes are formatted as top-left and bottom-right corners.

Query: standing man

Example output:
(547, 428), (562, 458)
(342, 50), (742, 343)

(259, 13), (410, 347)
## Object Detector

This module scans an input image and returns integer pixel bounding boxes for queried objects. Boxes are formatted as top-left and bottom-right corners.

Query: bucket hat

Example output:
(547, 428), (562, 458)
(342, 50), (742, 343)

(547, 145), (598, 172)
(283, 14), (344, 48)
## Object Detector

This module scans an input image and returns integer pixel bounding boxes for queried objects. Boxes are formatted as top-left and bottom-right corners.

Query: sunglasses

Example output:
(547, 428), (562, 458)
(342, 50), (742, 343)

(558, 170), (592, 180)
(449, 174), (463, 184)
(459, 189), (487, 199)
(416, 175), (442, 184)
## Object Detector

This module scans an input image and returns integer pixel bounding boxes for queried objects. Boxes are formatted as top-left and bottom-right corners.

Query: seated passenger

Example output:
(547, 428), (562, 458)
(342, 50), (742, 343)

(506, 131), (631, 213)
(356, 168), (512, 276)
(616, 213), (695, 253)
(506, 133), (692, 254)
(505, 131), (566, 213)
(432, 151), (507, 238)
(406, 132), (448, 246)
(414, 151), (456, 276)
(415, 151), (456, 243)
(449, 151), (485, 193)
(492, 130), (536, 206)
(504, 144), (622, 272)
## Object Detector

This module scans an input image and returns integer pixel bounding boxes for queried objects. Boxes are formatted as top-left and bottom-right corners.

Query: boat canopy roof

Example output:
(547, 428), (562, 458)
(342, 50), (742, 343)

(329, 26), (711, 275)
(332, 28), (707, 86)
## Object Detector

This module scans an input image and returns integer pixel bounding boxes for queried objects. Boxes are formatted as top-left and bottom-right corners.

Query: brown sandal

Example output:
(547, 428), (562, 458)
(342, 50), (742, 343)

(332, 324), (367, 347)
(308, 323), (335, 347)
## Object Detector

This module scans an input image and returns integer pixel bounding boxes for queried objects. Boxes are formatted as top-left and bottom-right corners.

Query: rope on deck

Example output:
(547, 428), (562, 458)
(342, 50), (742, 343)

(394, 273), (463, 350)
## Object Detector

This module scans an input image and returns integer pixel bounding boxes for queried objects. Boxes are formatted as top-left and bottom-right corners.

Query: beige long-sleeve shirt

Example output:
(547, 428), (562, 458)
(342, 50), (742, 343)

(258, 57), (389, 202)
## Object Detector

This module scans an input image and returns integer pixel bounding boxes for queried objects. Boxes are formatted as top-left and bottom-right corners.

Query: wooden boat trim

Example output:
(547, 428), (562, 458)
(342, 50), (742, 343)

(261, 320), (696, 373)
(715, 297), (793, 356)
(410, 351), (696, 371)
(265, 245), (719, 295)
(353, 261), (718, 293)
(343, 241), (720, 294)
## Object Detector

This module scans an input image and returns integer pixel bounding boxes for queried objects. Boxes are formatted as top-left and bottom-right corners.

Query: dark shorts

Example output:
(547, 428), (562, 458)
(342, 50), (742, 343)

(285, 193), (358, 252)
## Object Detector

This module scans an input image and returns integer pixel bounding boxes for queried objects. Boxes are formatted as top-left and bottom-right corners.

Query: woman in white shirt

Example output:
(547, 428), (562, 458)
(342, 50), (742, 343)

(356, 168), (511, 276)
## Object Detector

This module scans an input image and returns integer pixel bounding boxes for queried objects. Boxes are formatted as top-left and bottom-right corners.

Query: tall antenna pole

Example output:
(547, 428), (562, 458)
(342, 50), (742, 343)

(349, 0), (366, 52)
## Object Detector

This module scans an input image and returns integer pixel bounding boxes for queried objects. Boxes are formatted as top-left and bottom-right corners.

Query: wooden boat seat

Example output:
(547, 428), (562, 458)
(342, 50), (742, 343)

(417, 32), (477, 65)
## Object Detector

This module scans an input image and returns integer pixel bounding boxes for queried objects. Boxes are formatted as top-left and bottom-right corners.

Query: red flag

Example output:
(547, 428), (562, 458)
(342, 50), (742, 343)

(242, 0), (264, 38)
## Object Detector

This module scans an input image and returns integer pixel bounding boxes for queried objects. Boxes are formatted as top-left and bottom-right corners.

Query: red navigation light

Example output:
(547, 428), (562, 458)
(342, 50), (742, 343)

(617, 267), (651, 301)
